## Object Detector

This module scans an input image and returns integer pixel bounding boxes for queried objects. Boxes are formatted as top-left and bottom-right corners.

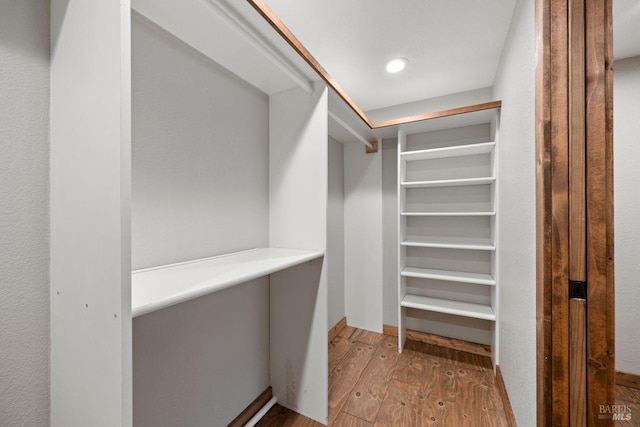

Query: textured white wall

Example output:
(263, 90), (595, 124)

(0, 2), (50, 425)
(328, 137), (345, 329)
(344, 142), (383, 332)
(492, 0), (536, 425)
(614, 55), (640, 375)
(131, 16), (270, 425)
(131, 15), (269, 270)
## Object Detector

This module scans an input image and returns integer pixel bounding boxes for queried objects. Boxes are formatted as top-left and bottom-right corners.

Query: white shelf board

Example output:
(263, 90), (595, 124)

(401, 177), (495, 188)
(401, 211), (496, 217)
(401, 267), (496, 286)
(400, 141), (495, 161)
(401, 236), (495, 251)
(131, 248), (324, 317)
(401, 294), (496, 321)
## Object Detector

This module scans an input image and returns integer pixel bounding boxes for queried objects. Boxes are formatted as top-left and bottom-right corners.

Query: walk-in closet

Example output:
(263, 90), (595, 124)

(1, 0), (635, 426)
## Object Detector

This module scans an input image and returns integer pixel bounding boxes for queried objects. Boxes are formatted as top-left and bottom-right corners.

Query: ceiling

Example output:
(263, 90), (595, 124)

(261, 0), (517, 112)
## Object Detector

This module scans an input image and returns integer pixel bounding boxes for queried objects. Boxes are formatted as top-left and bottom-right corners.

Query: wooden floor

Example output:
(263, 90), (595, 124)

(616, 384), (640, 426)
(257, 327), (510, 426)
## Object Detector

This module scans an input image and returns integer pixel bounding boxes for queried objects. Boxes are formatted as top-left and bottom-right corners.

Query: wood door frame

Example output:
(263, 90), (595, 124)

(536, 0), (614, 425)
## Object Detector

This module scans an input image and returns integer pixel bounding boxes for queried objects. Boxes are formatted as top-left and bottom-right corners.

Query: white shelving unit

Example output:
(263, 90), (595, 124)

(132, 248), (323, 317)
(397, 115), (500, 367)
(49, 1), (331, 425)
(401, 177), (495, 188)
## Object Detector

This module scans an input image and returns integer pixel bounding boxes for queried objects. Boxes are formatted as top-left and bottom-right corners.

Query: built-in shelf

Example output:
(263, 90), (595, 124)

(400, 294), (496, 321)
(401, 236), (495, 251)
(401, 177), (495, 188)
(401, 267), (496, 286)
(401, 211), (496, 217)
(131, 248), (324, 317)
(400, 141), (495, 161)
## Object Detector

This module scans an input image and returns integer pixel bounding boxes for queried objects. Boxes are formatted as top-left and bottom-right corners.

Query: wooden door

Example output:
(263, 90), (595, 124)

(536, 0), (614, 425)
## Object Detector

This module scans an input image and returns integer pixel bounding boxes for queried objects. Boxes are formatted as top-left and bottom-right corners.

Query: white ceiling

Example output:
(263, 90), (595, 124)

(262, 0), (517, 112)
(614, 0), (640, 60)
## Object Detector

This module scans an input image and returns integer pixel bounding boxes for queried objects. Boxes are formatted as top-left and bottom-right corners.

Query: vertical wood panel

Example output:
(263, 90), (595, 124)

(568, 0), (586, 281)
(584, 0), (615, 424)
(537, 0), (613, 424)
(569, 299), (587, 426)
(550, 0), (571, 425)
(535, 0), (553, 424)
(568, 1), (587, 425)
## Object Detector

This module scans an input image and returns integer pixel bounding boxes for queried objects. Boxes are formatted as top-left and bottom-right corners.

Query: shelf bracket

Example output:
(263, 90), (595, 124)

(365, 138), (379, 154)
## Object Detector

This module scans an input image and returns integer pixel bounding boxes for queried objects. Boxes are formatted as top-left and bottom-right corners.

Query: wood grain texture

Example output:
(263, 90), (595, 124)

(334, 412), (373, 427)
(329, 336), (352, 375)
(339, 326), (356, 340)
(329, 317), (347, 343)
(615, 384), (640, 421)
(569, 299), (587, 427)
(550, 0), (571, 425)
(255, 404), (323, 427)
(584, 0), (615, 424)
(373, 379), (425, 427)
(383, 324), (492, 358)
(568, 0), (587, 281)
(350, 329), (386, 346)
(259, 328), (511, 426)
(371, 101), (502, 129)
(343, 336), (399, 422)
(496, 366), (518, 427)
(616, 371), (640, 390)
(535, 0), (553, 424)
(228, 387), (272, 427)
(328, 341), (376, 424)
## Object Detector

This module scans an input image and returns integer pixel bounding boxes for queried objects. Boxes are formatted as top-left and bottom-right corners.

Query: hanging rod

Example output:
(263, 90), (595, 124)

(328, 111), (373, 149)
(205, 0), (313, 94)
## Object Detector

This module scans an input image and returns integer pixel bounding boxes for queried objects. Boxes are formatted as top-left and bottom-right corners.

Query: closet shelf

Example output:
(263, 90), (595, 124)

(400, 141), (495, 161)
(401, 236), (495, 251)
(131, 248), (324, 317)
(401, 177), (495, 188)
(400, 294), (496, 321)
(401, 211), (496, 217)
(401, 267), (496, 286)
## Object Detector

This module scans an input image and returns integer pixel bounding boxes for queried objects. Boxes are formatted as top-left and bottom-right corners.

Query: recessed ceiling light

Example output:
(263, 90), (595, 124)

(385, 58), (408, 73)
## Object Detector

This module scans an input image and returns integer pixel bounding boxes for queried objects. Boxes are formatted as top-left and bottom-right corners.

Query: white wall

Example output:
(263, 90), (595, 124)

(0, 2), (50, 425)
(133, 278), (269, 427)
(492, 0), (536, 425)
(614, 55), (640, 375)
(328, 136), (345, 329)
(131, 14), (269, 270)
(366, 87), (493, 123)
(344, 142), (383, 332)
(131, 16), (270, 425)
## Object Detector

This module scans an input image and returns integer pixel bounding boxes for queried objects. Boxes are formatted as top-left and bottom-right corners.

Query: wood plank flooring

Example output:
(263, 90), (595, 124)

(615, 384), (640, 425)
(257, 327), (510, 426)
